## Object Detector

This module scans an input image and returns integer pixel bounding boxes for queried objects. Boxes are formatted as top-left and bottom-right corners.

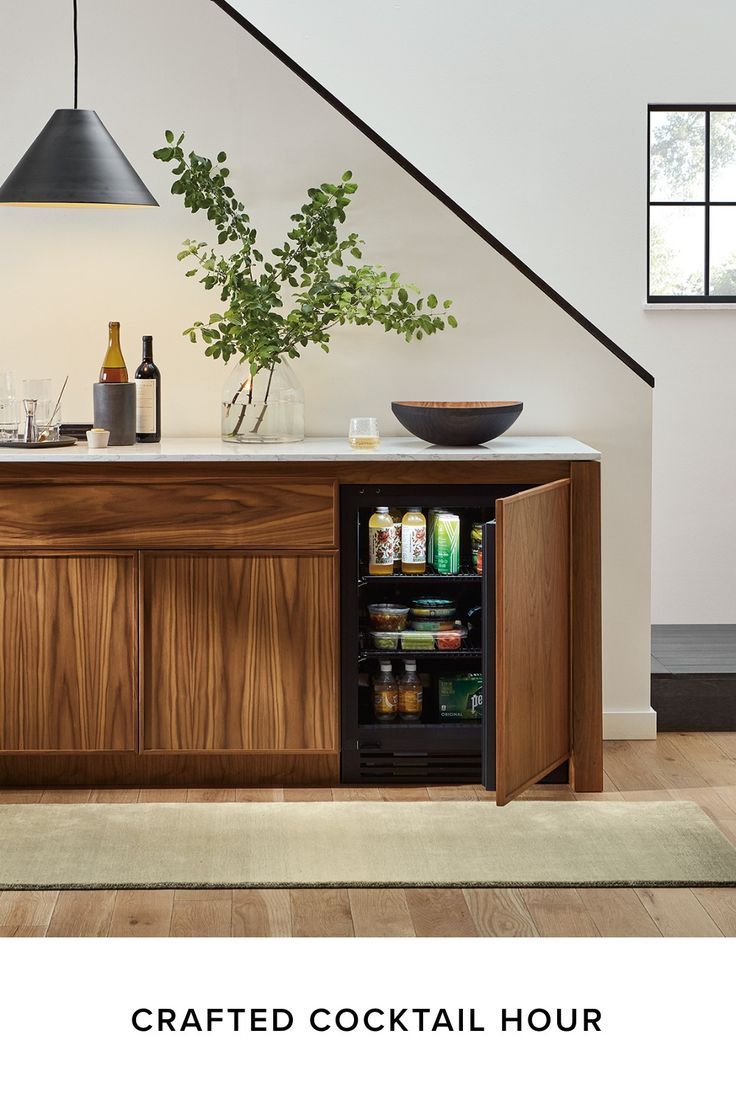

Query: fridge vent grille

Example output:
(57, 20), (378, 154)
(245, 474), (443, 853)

(357, 750), (481, 782)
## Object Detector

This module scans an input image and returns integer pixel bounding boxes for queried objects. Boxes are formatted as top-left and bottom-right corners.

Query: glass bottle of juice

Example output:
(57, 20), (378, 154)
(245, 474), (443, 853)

(398, 659), (423, 721)
(401, 507), (426, 574)
(368, 505), (395, 576)
(373, 660), (398, 722)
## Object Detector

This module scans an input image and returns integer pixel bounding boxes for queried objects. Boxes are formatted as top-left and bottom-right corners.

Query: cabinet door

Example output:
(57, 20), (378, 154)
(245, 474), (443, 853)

(483, 480), (571, 804)
(142, 553), (338, 752)
(0, 554), (137, 752)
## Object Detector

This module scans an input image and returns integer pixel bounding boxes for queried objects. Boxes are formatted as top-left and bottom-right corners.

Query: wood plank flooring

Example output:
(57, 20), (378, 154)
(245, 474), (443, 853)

(1, 733), (735, 937)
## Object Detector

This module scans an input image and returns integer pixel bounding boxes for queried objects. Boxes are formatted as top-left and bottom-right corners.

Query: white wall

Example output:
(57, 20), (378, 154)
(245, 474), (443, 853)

(233, 0), (736, 626)
(0, 0), (654, 736)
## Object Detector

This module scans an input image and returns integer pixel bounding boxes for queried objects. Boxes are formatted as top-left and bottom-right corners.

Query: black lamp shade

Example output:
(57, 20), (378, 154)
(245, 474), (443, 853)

(0, 109), (158, 207)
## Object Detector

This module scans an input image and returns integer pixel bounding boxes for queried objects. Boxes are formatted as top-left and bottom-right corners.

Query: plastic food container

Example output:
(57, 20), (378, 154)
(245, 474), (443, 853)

(400, 631), (435, 650)
(370, 630), (400, 651)
(408, 617), (456, 632)
(435, 627), (468, 651)
(400, 626), (468, 651)
(367, 604), (410, 631)
(410, 598), (457, 620)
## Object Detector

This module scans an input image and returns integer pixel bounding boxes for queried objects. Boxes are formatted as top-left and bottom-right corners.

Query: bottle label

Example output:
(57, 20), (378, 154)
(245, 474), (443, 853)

(402, 522), (426, 565)
(369, 525), (394, 567)
(136, 379), (157, 434)
(399, 686), (423, 714)
(373, 687), (398, 716)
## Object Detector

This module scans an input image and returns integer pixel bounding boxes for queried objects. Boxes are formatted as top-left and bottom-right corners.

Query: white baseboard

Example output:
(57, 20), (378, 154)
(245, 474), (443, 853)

(603, 708), (657, 740)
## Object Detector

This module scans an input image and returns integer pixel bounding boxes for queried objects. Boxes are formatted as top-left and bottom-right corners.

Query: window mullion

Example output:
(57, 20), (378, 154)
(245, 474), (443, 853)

(705, 110), (711, 295)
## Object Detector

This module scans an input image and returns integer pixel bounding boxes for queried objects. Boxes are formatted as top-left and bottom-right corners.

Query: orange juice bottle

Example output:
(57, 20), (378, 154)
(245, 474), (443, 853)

(368, 505), (395, 576)
(401, 507), (426, 574)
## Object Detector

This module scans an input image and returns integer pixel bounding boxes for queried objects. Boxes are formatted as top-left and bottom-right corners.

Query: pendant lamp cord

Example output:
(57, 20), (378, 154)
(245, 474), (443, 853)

(73, 0), (79, 109)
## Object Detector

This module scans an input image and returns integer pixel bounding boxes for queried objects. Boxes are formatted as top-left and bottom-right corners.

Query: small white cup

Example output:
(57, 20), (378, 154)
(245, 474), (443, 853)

(86, 428), (110, 450)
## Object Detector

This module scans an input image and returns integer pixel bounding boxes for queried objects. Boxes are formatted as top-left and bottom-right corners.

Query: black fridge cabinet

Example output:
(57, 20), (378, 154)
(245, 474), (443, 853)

(340, 483), (571, 799)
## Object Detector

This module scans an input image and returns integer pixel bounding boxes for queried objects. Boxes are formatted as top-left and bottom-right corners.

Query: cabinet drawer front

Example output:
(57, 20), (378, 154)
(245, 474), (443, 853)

(142, 553), (338, 753)
(0, 477), (336, 549)
(0, 554), (137, 753)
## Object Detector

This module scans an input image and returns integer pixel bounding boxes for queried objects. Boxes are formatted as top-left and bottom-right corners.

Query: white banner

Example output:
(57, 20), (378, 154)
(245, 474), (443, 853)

(0, 938), (732, 1101)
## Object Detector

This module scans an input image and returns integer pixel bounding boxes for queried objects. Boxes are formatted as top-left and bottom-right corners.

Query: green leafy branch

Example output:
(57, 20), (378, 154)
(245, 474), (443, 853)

(153, 131), (457, 379)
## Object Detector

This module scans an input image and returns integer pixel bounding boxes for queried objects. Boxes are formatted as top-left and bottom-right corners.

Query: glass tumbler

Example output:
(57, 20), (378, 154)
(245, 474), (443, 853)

(348, 417), (380, 450)
(0, 373), (17, 440)
(22, 378), (60, 440)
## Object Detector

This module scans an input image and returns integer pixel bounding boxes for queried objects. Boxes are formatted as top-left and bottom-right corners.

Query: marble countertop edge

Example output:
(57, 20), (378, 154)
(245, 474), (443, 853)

(0, 435), (601, 462)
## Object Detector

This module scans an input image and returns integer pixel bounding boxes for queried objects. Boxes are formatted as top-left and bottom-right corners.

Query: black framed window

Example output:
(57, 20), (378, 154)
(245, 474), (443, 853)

(648, 105), (736, 302)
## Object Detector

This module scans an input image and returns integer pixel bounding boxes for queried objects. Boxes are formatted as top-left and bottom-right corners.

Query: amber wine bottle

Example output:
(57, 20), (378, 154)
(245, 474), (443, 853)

(135, 336), (161, 442)
(99, 321), (128, 383)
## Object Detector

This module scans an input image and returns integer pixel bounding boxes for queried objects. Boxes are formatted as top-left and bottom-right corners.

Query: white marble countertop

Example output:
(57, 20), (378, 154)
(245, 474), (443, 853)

(0, 435), (600, 462)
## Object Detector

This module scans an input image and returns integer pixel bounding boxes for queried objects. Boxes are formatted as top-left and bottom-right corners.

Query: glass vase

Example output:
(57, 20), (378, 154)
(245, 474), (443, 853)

(221, 359), (305, 444)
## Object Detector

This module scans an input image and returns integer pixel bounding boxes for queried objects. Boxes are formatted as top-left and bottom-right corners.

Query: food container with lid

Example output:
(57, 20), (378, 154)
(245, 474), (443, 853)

(370, 630), (400, 651)
(408, 617), (456, 632)
(367, 603), (410, 631)
(435, 626), (468, 650)
(400, 630), (436, 650)
(400, 626), (468, 651)
(410, 597), (456, 620)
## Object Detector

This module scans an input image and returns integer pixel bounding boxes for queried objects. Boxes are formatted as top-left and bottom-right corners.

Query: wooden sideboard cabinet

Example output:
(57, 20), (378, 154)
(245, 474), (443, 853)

(0, 445), (603, 800)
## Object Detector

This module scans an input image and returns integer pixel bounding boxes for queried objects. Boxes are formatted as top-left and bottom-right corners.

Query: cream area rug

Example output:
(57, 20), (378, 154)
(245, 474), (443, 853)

(1, 800), (735, 889)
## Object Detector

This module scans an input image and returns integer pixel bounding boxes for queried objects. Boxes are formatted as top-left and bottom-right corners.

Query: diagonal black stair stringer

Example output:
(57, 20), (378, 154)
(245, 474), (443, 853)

(210, 0), (654, 388)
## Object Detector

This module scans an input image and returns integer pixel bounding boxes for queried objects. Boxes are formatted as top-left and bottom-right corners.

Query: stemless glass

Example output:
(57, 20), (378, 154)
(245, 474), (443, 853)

(22, 377), (61, 440)
(348, 417), (380, 450)
(0, 373), (17, 440)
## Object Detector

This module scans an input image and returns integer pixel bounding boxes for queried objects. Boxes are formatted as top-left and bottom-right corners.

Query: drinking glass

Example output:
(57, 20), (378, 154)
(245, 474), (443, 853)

(22, 377), (60, 440)
(348, 417), (380, 450)
(0, 373), (17, 440)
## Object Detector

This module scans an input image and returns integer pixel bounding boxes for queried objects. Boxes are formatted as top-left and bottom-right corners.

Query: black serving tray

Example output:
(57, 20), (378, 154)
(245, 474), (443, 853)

(0, 436), (77, 449)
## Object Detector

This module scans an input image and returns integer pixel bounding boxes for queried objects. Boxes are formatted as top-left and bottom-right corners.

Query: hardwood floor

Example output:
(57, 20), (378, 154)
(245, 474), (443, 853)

(1, 733), (735, 937)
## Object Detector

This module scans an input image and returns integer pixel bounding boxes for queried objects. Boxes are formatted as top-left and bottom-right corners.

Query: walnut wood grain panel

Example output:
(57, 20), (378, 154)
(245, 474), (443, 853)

(495, 480), (571, 805)
(0, 555), (136, 752)
(0, 477), (336, 549)
(0, 753), (339, 788)
(143, 553), (338, 752)
(569, 461), (603, 791)
(0, 460), (570, 489)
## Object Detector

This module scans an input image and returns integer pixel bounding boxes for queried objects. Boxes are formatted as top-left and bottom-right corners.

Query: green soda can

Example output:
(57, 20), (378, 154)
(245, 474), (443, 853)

(427, 507), (447, 568)
(434, 512), (460, 575)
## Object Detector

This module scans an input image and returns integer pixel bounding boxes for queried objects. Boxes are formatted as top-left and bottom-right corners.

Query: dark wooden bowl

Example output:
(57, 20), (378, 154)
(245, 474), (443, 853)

(391, 401), (523, 446)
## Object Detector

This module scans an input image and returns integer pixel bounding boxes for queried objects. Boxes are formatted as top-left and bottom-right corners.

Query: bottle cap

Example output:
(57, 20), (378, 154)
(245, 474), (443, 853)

(375, 505), (389, 512)
(379, 660), (393, 672)
(404, 659), (417, 671)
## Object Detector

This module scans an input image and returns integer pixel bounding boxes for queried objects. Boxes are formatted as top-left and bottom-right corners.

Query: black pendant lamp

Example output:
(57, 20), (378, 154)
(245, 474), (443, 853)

(0, 0), (157, 207)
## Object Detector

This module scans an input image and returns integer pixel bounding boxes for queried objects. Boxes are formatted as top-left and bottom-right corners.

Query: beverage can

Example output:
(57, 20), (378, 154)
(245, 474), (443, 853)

(471, 522), (483, 574)
(434, 512), (460, 575)
(427, 507), (447, 567)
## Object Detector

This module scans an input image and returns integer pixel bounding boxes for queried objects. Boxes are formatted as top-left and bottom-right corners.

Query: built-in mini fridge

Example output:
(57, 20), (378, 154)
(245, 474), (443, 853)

(340, 482), (571, 802)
